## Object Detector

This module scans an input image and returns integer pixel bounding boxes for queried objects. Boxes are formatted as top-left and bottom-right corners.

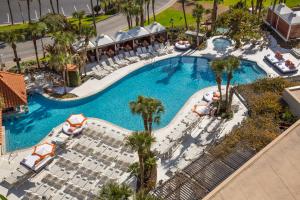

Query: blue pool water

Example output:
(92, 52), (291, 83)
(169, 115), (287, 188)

(5, 56), (266, 151)
(213, 38), (232, 51)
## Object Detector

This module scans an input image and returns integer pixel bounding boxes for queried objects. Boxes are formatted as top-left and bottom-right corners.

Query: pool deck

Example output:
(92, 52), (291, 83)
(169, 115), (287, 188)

(62, 35), (300, 100)
(1, 34), (300, 198)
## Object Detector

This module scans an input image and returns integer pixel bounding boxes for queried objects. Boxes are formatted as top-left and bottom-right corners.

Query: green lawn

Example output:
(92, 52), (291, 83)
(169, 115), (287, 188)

(146, 8), (196, 28)
(223, 0), (300, 7)
(0, 15), (111, 32)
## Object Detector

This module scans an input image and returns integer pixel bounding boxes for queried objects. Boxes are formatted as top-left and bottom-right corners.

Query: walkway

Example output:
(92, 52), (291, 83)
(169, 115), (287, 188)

(204, 120), (300, 200)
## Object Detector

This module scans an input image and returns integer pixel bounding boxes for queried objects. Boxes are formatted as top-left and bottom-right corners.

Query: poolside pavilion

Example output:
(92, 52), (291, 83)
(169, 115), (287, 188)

(127, 26), (152, 49)
(265, 3), (300, 41)
(93, 34), (116, 61)
(72, 39), (97, 62)
(112, 30), (134, 53)
(145, 22), (168, 43)
(0, 71), (27, 150)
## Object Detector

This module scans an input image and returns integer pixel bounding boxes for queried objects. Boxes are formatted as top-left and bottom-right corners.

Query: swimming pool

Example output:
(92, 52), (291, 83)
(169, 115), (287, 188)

(4, 56), (266, 152)
(213, 38), (232, 51)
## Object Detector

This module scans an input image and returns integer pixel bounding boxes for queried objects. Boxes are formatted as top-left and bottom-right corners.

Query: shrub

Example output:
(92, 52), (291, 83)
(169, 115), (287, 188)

(68, 71), (81, 87)
(251, 77), (298, 94)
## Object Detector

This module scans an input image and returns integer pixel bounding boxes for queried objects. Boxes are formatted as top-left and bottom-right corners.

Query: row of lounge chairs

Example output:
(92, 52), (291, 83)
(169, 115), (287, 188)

(264, 51), (298, 73)
(92, 43), (174, 78)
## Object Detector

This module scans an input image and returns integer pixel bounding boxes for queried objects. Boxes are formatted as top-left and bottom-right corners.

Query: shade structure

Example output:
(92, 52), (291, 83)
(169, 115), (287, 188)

(145, 22), (166, 34)
(66, 114), (87, 127)
(94, 34), (115, 48)
(113, 30), (133, 43)
(72, 39), (96, 52)
(33, 143), (56, 158)
(127, 26), (151, 39)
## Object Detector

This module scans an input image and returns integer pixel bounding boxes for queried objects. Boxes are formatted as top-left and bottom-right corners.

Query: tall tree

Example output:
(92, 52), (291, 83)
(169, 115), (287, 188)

(192, 4), (205, 46)
(98, 182), (132, 200)
(28, 22), (47, 69)
(56, 0), (60, 14)
(6, 0), (14, 25)
(72, 11), (86, 36)
(26, 0), (32, 23)
(81, 25), (96, 75)
(37, 0), (42, 18)
(211, 59), (225, 114)
(139, 0), (145, 26)
(0, 31), (25, 73)
(152, 0), (156, 21)
(180, 0), (188, 30)
(125, 131), (155, 190)
(224, 56), (239, 110)
(129, 96), (164, 134)
(211, 0), (223, 31)
(146, 0), (151, 24)
(49, 0), (56, 13)
(90, 0), (97, 33)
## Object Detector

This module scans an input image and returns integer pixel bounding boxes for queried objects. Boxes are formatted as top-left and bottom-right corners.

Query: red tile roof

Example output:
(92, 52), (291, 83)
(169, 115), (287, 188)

(0, 71), (27, 109)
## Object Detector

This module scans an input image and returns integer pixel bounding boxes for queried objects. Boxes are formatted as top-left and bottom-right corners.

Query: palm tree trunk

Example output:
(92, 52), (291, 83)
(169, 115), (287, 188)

(181, 0), (188, 30)
(56, 0), (60, 14)
(148, 117), (153, 134)
(140, 0), (145, 27)
(38, 0), (42, 18)
(127, 15), (131, 29)
(136, 15), (140, 26)
(12, 43), (21, 73)
(32, 37), (41, 68)
(226, 87), (235, 114)
(40, 38), (46, 58)
(27, 0), (32, 23)
(90, 0), (97, 34)
(251, 0), (254, 14)
(6, 0), (14, 25)
(138, 153), (145, 190)
(50, 0), (56, 13)
(196, 21), (200, 46)
(216, 78), (222, 114)
(147, 1), (150, 24)
(62, 69), (67, 94)
(212, 0), (218, 31)
(225, 73), (231, 107)
(18, 1), (25, 24)
(152, 0), (156, 21)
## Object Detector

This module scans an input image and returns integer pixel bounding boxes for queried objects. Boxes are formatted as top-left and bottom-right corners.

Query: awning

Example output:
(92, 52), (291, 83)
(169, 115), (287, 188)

(112, 31), (133, 43)
(94, 34), (115, 48)
(145, 22), (166, 34)
(127, 26), (151, 39)
(72, 39), (96, 52)
(66, 114), (87, 127)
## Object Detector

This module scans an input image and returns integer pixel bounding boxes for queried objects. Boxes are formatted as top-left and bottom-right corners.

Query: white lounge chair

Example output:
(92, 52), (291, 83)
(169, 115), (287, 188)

(142, 47), (152, 57)
(148, 45), (159, 56)
(291, 48), (300, 58)
(136, 47), (149, 59)
(264, 53), (281, 64)
(128, 51), (140, 62)
(113, 56), (128, 67)
(274, 61), (298, 74)
(154, 43), (167, 55)
(95, 65), (109, 76)
(101, 61), (114, 72)
(107, 58), (119, 69)
(118, 53), (132, 64)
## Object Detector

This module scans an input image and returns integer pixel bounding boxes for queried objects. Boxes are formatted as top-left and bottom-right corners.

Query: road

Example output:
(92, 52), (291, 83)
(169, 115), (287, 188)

(0, 0), (92, 24)
(0, 0), (174, 65)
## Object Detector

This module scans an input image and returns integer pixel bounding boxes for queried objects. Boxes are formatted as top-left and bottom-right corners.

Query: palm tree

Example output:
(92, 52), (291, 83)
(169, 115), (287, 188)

(180, 0), (188, 30)
(129, 96), (164, 134)
(72, 11), (86, 36)
(211, 0), (223, 31)
(125, 131), (155, 190)
(6, 0), (14, 25)
(146, 0), (151, 24)
(37, 0), (42, 18)
(81, 25), (96, 75)
(28, 22), (47, 68)
(26, 0), (32, 23)
(56, 0), (60, 14)
(98, 182), (133, 200)
(211, 59), (225, 114)
(49, 0), (56, 13)
(0, 31), (25, 73)
(152, 0), (156, 21)
(139, 0), (145, 26)
(90, 0), (97, 33)
(192, 4), (205, 46)
(224, 56), (239, 112)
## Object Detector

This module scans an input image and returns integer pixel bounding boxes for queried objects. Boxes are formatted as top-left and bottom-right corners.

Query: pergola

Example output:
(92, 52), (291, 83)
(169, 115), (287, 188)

(127, 26), (151, 49)
(145, 22), (167, 43)
(112, 31), (134, 52)
(93, 34), (116, 60)
(152, 145), (255, 199)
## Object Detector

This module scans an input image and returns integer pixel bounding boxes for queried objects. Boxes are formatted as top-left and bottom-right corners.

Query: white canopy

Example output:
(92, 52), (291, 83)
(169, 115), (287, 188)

(67, 114), (87, 127)
(127, 26), (151, 39)
(94, 34), (115, 48)
(113, 31), (133, 43)
(145, 22), (166, 34)
(72, 39), (96, 52)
